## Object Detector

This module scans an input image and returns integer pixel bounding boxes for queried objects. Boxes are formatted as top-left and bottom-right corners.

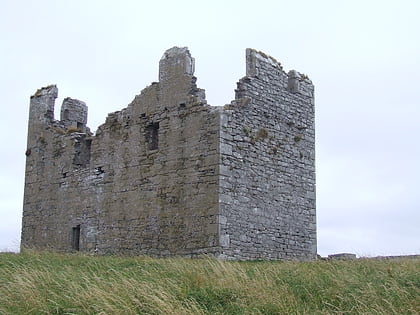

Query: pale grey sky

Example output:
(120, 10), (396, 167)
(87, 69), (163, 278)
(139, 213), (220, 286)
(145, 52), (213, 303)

(1, 0), (419, 256)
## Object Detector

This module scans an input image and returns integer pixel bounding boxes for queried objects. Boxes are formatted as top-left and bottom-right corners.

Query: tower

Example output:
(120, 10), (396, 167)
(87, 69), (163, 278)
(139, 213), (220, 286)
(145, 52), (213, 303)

(22, 48), (316, 260)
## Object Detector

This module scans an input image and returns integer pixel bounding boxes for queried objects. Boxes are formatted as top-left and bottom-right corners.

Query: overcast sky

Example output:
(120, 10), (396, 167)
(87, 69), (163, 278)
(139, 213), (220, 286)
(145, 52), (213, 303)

(1, 0), (419, 256)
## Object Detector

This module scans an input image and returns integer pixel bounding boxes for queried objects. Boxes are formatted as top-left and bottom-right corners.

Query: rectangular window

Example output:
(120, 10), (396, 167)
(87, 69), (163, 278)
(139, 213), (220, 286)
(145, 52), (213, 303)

(145, 122), (159, 150)
(72, 225), (80, 251)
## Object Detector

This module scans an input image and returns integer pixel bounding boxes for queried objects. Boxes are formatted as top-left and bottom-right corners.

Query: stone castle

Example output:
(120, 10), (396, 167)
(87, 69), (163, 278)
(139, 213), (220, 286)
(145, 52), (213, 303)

(22, 47), (316, 260)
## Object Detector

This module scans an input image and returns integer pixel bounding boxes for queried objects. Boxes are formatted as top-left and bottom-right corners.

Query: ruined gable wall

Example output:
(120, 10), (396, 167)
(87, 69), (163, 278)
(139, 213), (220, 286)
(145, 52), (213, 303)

(91, 54), (221, 255)
(218, 49), (316, 260)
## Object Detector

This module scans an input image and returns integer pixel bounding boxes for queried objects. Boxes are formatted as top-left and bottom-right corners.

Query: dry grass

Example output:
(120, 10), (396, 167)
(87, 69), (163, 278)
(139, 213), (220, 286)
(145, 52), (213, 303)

(66, 126), (82, 134)
(0, 251), (418, 314)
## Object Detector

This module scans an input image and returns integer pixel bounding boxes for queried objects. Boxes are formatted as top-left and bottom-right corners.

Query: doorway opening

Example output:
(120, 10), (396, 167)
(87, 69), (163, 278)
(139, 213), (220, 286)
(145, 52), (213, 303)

(72, 225), (80, 251)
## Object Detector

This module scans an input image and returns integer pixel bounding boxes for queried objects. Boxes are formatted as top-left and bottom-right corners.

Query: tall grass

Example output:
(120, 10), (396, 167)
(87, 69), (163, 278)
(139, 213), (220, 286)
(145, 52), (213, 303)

(0, 251), (418, 314)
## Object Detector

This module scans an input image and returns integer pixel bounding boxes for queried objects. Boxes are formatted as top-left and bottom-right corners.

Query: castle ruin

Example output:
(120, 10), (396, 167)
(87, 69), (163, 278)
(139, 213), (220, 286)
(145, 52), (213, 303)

(22, 47), (316, 260)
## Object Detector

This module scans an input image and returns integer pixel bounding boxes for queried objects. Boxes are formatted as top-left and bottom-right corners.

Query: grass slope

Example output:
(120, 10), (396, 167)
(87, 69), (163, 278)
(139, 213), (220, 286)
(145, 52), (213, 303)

(0, 251), (419, 314)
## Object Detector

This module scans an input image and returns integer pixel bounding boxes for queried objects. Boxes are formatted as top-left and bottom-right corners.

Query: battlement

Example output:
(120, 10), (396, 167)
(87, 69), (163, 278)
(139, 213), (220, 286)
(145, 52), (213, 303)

(28, 85), (89, 131)
(245, 48), (313, 98)
(60, 98), (88, 133)
(22, 47), (316, 260)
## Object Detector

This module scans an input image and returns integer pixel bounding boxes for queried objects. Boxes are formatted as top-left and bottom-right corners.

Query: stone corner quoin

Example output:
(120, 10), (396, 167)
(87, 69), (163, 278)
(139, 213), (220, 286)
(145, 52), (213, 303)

(22, 46), (316, 261)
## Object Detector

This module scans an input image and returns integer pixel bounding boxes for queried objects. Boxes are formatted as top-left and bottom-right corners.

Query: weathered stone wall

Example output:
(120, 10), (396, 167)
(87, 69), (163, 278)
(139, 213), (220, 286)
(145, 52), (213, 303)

(22, 47), (316, 260)
(22, 48), (221, 256)
(90, 56), (220, 255)
(218, 49), (316, 260)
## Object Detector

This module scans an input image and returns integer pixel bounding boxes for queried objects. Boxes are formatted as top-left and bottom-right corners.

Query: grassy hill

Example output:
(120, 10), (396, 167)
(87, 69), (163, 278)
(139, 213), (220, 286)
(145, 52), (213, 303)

(0, 251), (418, 314)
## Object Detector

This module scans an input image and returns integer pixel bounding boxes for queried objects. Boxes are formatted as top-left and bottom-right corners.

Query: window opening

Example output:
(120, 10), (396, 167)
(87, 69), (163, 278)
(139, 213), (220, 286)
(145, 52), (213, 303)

(63, 109), (70, 120)
(145, 122), (159, 150)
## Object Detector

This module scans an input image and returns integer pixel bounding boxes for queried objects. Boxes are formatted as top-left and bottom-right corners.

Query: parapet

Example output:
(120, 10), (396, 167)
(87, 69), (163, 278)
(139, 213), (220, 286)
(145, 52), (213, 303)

(60, 97), (88, 132)
(246, 48), (283, 77)
(28, 84), (89, 135)
(245, 49), (313, 97)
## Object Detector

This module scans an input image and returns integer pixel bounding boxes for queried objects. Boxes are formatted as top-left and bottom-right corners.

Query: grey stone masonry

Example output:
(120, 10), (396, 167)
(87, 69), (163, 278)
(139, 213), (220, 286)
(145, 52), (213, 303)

(218, 49), (316, 260)
(22, 47), (316, 260)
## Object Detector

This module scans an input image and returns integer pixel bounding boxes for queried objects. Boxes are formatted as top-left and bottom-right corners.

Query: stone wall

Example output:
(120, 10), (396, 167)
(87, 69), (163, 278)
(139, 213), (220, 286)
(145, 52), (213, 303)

(22, 47), (316, 260)
(218, 49), (316, 260)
